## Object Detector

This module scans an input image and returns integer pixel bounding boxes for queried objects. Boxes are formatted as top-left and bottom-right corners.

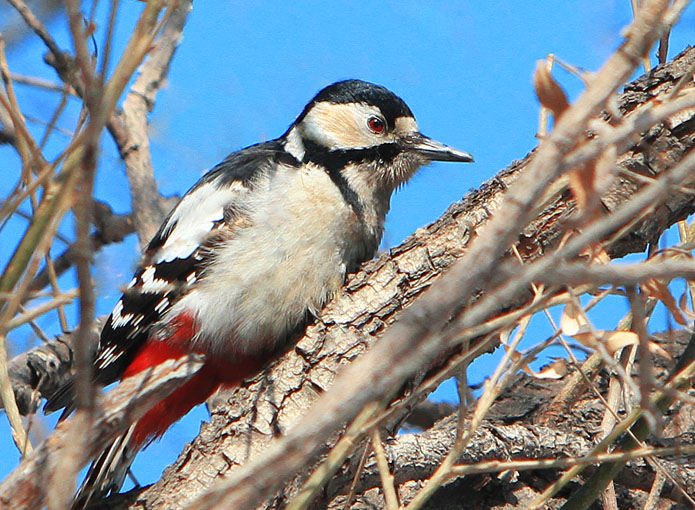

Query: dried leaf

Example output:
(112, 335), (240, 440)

(502, 344), (524, 363)
(499, 327), (512, 346)
(533, 60), (570, 120)
(645, 341), (673, 360)
(533, 359), (569, 379)
(502, 345), (541, 379)
(642, 279), (688, 326)
(561, 302), (590, 336)
(572, 332), (598, 349)
(593, 247), (611, 265)
(602, 330), (639, 354)
(573, 330), (672, 359)
(568, 161), (597, 214)
(578, 245), (610, 265)
(517, 355), (567, 380)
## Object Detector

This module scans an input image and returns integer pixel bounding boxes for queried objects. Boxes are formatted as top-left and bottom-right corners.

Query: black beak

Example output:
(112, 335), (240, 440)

(403, 133), (474, 163)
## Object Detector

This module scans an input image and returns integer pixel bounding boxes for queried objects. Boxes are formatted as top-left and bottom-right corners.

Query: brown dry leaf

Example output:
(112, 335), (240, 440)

(515, 352), (567, 380)
(499, 326), (512, 346)
(502, 344), (524, 363)
(645, 340), (673, 360)
(503, 345), (556, 379)
(578, 245), (610, 264)
(533, 60), (570, 120)
(573, 330), (672, 359)
(561, 302), (590, 336)
(532, 359), (569, 379)
(568, 161), (597, 214)
(642, 279), (688, 326)
(601, 330), (639, 354)
(572, 332), (598, 349)
(593, 247), (611, 265)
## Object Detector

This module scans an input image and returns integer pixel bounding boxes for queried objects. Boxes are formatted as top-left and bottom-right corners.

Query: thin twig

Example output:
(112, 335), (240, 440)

(4, 289), (78, 331)
(5, 0), (70, 70)
(371, 428), (399, 510)
(9, 72), (77, 95)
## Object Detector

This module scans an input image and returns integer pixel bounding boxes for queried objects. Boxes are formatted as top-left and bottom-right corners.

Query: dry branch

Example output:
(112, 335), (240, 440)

(112, 45), (695, 510)
(7, 39), (695, 510)
(5, 4), (695, 510)
(117, 0), (191, 245)
(0, 355), (204, 510)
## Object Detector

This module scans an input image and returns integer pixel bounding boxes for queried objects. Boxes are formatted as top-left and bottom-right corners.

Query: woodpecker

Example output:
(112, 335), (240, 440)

(45, 79), (473, 507)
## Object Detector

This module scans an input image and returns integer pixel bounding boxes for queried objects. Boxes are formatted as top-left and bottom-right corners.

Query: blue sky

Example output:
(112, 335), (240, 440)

(2, 0), (694, 492)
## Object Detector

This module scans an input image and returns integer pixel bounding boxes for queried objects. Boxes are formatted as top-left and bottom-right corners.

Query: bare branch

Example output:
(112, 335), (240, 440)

(185, 5), (679, 509)
(27, 201), (134, 293)
(0, 355), (204, 510)
(119, 0), (192, 245)
(513, 258), (695, 287)
(5, 0), (71, 72)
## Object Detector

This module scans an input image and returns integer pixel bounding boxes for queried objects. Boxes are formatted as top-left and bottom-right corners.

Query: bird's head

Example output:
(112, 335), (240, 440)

(283, 80), (473, 195)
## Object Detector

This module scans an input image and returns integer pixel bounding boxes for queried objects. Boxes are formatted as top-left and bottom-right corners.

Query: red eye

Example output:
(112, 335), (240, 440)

(367, 116), (386, 134)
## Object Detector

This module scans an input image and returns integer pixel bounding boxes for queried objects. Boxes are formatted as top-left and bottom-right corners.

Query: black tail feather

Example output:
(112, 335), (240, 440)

(72, 425), (139, 510)
(43, 377), (75, 416)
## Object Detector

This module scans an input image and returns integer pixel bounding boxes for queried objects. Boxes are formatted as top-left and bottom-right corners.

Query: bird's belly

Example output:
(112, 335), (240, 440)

(172, 165), (370, 357)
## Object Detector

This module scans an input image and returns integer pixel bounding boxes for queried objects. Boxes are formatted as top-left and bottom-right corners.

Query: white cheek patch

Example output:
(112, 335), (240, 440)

(155, 180), (247, 263)
(300, 102), (383, 150)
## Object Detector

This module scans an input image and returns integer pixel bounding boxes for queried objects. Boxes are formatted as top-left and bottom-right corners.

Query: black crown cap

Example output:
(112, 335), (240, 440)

(296, 79), (414, 130)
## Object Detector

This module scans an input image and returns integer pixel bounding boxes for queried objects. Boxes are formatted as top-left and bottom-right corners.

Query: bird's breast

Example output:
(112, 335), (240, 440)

(171, 163), (381, 357)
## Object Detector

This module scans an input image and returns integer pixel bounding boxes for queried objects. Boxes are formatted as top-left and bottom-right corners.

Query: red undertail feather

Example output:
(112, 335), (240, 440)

(123, 313), (264, 446)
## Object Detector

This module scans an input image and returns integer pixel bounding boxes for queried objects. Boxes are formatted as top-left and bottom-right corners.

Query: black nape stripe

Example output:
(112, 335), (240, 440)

(325, 165), (363, 218)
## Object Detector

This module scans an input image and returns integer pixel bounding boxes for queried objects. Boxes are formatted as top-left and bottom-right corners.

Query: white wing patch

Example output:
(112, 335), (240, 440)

(284, 127), (306, 161)
(154, 180), (248, 263)
(97, 344), (119, 368)
(111, 300), (134, 328)
(154, 297), (169, 314)
(140, 266), (173, 293)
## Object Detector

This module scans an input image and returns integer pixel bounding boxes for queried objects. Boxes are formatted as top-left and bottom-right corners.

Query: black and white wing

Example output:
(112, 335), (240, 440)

(44, 140), (292, 413)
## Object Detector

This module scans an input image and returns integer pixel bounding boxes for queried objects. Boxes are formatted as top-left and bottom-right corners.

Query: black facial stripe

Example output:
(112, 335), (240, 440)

(300, 140), (403, 219)
(325, 165), (363, 219)
(303, 139), (402, 172)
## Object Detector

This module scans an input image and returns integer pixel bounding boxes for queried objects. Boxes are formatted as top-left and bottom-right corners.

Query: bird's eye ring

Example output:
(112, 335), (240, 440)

(367, 116), (386, 135)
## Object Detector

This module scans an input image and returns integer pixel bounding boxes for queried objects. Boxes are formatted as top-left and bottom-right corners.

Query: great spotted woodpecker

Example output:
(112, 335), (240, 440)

(45, 79), (473, 507)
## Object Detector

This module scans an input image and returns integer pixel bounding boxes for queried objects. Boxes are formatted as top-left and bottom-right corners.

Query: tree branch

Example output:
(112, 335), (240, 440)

(128, 42), (695, 510)
(0, 355), (204, 510)
(118, 0), (192, 245)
